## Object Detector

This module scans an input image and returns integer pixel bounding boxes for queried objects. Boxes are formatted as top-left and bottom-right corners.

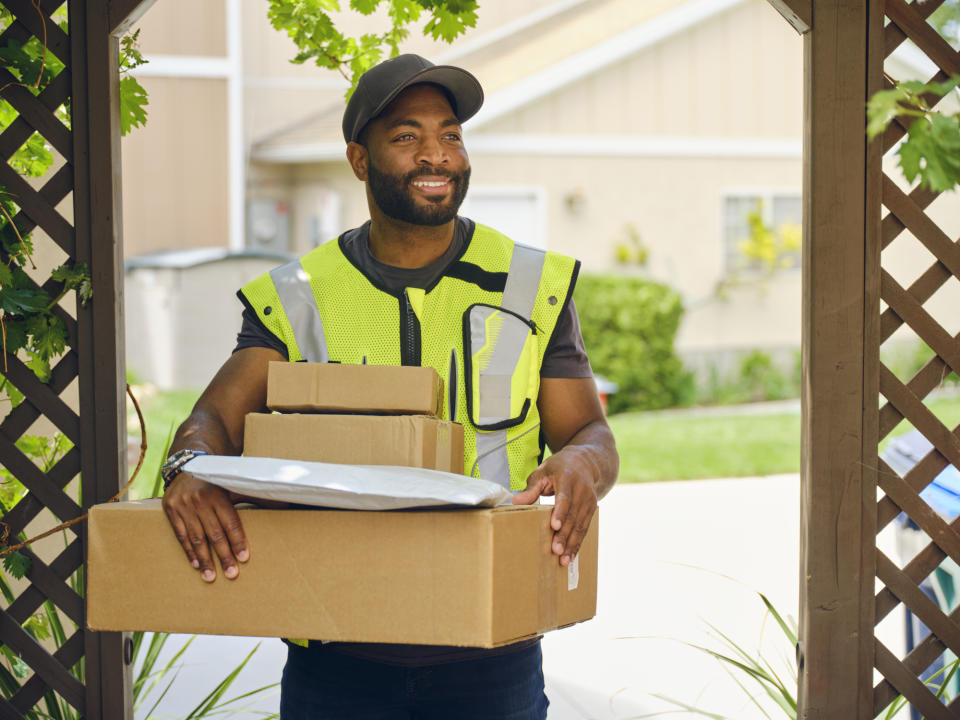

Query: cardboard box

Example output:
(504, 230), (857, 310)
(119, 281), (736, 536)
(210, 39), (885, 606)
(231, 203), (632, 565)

(267, 362), (443, 416)
(86, 500), (598, 648)
(244, 413), (464, 473)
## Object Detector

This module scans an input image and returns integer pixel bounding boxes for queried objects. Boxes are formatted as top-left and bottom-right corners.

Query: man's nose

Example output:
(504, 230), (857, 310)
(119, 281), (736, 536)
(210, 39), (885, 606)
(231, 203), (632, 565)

(415, 135), (448, 165)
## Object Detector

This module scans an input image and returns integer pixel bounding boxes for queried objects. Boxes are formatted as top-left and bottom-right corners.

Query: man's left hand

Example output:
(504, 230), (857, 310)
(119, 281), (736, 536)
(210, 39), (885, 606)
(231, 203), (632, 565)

(513, 447), (599, 567)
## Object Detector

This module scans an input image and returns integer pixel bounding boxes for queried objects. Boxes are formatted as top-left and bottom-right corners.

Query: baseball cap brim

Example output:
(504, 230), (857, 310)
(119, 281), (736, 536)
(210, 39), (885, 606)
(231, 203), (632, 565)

(344, 63), (484, 143)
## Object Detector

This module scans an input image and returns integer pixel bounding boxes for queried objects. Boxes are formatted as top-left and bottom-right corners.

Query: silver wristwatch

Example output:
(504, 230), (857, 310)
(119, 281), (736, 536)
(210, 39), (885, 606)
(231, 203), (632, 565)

(161, 449), (208, 489)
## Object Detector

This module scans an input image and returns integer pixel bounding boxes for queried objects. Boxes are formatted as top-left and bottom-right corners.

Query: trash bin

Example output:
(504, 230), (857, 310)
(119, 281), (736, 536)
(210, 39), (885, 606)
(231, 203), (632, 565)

(882, 430), (960, 717)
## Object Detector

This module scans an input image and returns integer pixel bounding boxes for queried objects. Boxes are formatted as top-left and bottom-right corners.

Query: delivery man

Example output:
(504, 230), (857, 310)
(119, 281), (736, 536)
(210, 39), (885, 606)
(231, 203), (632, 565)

(160, 54), (618, 719)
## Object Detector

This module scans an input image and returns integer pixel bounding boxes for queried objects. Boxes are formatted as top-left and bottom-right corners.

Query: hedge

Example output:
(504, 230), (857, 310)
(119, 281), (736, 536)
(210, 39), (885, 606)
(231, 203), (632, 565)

(573, 274), (694, 413)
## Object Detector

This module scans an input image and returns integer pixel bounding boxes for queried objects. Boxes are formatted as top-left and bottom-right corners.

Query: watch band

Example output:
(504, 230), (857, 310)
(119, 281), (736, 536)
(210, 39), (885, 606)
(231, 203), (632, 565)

(161, 449), (209, 490)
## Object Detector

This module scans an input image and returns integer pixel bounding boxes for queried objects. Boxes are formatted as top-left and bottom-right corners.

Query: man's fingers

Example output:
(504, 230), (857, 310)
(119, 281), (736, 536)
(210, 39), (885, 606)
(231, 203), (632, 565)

(196, 501), (240, 580)
(551, 489), (570, 534)
(214, 502), (249, 563)
(164, 506), (200, 569)
(512, 472), (549, 505)
(558, 504), (596, 567)
(182, 511), (217, 582)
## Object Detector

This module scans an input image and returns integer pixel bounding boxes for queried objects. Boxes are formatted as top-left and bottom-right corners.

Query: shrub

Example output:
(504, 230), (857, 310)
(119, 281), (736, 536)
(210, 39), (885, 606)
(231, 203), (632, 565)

(574, 274), (694, 413)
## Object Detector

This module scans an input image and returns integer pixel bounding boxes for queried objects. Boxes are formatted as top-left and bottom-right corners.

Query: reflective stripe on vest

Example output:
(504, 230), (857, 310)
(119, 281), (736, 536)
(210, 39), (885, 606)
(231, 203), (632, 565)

(475, 244), (545, 488)
(270, 260), (329, 363)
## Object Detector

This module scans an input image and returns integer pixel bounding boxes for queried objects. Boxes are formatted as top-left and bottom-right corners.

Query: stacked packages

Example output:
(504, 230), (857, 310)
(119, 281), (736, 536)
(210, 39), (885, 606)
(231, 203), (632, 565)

(86, 363), (598, 647)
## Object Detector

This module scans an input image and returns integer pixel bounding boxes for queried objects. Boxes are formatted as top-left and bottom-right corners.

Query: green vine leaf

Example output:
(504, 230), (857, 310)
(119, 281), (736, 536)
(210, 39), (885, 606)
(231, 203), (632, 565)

(119, 75), (149, 136)
(119, 28), (147, 73)
(25, 313), (67, 361)
(50, 261), (92, 305)
(866, 74), (960, 192)
(2, 551), (31, 580)
(0, 286), (47, 315)
(268, 0), (478, 99)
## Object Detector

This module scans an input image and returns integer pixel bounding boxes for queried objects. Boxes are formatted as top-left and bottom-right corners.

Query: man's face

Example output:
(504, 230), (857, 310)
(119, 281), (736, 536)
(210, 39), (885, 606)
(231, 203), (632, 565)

(355, 84), (471, 227)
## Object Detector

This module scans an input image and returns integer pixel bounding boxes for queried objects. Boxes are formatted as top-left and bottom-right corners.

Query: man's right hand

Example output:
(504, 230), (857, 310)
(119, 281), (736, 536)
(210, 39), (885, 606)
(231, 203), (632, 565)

(161, 472), (249, 582)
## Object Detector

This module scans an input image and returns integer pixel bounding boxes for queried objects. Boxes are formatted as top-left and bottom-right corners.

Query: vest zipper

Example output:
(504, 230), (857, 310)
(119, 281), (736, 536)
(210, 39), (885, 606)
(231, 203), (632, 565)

(399, 289), (421, 366)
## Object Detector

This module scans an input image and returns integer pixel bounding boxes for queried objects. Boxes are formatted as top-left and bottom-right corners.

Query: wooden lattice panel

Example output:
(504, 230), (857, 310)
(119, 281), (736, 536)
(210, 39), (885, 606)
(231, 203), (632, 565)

(0, 1), (87, 717)
(872, 0), (960, 717)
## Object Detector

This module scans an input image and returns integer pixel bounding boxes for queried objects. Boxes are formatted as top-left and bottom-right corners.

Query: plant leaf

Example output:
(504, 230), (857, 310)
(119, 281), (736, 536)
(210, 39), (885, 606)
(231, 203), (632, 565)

(119, 75), (149, 136)
(2, 551), (31, 580)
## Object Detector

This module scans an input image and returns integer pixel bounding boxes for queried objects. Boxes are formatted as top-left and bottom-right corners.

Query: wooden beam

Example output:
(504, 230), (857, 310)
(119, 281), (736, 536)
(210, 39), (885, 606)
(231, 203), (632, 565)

(108, 0), (158, 35)
(796, 0), (876, 718)
(767, 0), (812, 34)
(70, 1), (132, 718)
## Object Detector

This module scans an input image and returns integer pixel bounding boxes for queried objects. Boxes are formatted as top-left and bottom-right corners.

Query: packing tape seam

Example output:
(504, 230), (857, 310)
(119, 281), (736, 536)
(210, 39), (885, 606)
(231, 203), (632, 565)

(538, 514), (558, 633)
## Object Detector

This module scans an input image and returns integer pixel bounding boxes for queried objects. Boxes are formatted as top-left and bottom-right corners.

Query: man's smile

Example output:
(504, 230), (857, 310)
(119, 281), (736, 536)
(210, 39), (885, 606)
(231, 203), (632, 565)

(411, 176), (453, 196)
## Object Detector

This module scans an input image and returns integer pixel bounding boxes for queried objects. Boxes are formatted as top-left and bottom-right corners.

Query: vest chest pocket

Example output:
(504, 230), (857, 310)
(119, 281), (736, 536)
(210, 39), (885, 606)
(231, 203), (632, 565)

(462, 303), (539, 430)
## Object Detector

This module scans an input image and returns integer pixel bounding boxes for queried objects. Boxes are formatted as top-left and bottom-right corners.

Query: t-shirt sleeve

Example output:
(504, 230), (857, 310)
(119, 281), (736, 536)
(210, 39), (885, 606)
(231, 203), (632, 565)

(541, 298), (592, 378)
(233, 299), (289, 358)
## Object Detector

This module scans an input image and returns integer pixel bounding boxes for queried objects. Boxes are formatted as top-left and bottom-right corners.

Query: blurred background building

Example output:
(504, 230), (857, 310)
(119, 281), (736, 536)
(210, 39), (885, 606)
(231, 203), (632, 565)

(121, 0), (958, 389)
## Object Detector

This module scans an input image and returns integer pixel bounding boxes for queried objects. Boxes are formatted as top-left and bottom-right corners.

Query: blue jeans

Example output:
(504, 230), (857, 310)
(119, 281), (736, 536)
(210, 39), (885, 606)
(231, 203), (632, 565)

(280, 641), (549, 719)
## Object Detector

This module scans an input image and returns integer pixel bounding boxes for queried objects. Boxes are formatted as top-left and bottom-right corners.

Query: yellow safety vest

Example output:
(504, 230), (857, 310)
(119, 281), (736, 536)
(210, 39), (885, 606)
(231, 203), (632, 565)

(239, 223), (579, 491)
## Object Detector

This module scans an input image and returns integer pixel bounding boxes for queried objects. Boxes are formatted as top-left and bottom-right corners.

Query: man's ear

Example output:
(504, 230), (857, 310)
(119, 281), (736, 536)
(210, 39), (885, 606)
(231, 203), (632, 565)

(346, 142), (369, 181)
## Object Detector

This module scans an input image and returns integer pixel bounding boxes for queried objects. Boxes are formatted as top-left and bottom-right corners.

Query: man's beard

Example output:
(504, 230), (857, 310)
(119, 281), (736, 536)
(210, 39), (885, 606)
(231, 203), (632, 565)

(367, 160), (471, 227)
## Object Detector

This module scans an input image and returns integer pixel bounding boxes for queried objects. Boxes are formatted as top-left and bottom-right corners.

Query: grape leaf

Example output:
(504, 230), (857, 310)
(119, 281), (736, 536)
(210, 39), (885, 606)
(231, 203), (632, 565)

(25, 354), (50, 383)
(0, 287), (48, 314)
(51, 261), (93, 305)
(26, 313), (67, 360)
(351, 0), (380, 13)
(119, 76), (149, 136)
(424, 6), (475, 42)
(2, 551), (30, 580)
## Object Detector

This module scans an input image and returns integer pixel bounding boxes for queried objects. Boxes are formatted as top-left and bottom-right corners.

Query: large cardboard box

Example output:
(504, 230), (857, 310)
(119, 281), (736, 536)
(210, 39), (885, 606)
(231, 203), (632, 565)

(244, 413), (464, 472)
(86, 500), (598, 647)
(267, 362), (443, 416)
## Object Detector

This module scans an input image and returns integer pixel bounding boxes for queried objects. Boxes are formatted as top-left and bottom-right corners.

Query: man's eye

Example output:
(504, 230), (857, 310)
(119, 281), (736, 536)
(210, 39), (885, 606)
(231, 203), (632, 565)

(393, 133), (415, 142)
(444, 133), (462, 142)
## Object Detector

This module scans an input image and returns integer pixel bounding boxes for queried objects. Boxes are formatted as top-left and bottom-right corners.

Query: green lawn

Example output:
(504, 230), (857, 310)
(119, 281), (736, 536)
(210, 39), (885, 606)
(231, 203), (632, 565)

(127, 389), (960, 489)
(126, 387), (201, 498)
(609, 394), (960, 483)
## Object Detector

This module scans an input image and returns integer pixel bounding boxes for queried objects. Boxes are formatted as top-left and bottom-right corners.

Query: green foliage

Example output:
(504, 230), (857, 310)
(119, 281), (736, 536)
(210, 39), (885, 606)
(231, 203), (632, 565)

(0, 3), (145, 384)
(118, 29), (149, 135)
(866, 75), (960, 192)
(737, 204), (800, 273)
(119, 75), (149, 136)
(612, 223), (649, 267)
(880, 338), (959, 387)
(697, 350), (801, 406)
(929, 0), (960, 50)
(267, 0), (478, 97)
(574, 274), (694, 412)
(1, 551), (30, 580)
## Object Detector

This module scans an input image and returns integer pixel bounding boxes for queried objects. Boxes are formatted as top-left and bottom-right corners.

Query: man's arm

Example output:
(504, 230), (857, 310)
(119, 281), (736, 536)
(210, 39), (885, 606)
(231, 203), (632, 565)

(513, 377), (619, 566)
(161, 346), (284, 582)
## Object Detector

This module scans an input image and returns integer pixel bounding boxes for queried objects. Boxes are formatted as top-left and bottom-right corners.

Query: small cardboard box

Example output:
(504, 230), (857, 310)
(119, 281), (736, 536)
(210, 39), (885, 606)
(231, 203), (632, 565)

(244, 413), (464, 473)
(267, 362), (443, 416)
(86, 500), (598, 647)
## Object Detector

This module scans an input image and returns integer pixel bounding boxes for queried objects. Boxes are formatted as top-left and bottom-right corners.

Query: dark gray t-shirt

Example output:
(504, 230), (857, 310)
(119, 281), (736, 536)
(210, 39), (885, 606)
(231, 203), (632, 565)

(234, 218), (591, 379)
(234, 218), (590, 665)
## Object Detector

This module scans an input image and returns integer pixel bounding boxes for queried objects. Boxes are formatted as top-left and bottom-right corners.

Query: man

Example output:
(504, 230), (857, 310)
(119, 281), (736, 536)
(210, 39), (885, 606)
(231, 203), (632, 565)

(160, 54), (618, 719)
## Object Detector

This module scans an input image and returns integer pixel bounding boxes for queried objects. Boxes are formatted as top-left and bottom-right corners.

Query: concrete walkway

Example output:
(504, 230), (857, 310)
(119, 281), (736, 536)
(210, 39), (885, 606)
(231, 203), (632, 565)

(135, 477), (906, 719)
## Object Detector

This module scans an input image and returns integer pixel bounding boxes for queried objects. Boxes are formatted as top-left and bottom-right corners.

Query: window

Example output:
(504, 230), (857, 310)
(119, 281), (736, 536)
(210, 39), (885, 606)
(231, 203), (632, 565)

(723, 192), (802, 273)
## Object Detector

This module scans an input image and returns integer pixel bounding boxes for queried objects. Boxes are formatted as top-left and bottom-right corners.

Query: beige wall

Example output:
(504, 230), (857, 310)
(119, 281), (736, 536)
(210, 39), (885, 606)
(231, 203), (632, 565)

(121, 77), (230, 256)
(125, 257), (287, 389)
(480, 0), (802, 138)
(136, 0), (227, 56)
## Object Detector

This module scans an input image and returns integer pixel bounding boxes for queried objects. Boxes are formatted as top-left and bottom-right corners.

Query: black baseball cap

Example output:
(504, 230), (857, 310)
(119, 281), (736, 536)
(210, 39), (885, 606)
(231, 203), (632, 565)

(342, 54), (484, 144)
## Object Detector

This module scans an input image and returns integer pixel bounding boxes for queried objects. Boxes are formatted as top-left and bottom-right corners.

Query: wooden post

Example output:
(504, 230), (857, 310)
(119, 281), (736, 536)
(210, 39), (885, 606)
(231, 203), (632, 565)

(796, 1), (876, 718)
(71, 0), (154, 716)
